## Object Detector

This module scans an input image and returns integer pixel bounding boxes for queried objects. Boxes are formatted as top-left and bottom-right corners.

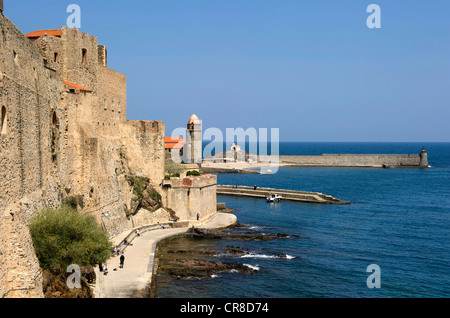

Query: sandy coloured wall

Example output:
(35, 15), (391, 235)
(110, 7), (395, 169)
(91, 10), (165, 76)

(0, 13), (64, 298)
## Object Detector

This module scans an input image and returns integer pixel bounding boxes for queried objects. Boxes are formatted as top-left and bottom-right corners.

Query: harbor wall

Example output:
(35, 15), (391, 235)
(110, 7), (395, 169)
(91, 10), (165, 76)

(217, 185), (349, 204)
(280, 153), (428, 168)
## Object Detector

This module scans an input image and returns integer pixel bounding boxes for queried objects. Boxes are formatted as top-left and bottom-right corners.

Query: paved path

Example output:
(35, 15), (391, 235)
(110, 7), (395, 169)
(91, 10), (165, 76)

(94, 213), (237, 298)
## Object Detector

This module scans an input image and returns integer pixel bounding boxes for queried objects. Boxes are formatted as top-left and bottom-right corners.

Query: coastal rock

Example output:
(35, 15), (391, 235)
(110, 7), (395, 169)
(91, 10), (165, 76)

(222, 245), (250, 256)
(185, 227), (297, 241)
(159, 259), (258, 279)
(167, 248), (216, 257)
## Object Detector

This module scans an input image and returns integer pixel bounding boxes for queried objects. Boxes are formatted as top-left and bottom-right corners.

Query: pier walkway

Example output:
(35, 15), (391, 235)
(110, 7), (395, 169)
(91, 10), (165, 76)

(217, 185), (350, 205)
(93, 212), (237, 298)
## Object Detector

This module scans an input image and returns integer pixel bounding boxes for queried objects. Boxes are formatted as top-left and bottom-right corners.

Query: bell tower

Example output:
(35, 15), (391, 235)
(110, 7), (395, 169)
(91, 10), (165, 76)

(186, 114), (202, 164)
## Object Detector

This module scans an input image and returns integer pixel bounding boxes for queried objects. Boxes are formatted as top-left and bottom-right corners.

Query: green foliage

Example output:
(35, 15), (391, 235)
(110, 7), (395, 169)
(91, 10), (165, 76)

(29, 205), (113, 273)
(61, 196), (78, 210)
(125, 174), (150, 200)
(165, 160), (185, 176)
(186, 170), (201, 176)
(151, 191), (159, 198)
(164, 173), (180, 180)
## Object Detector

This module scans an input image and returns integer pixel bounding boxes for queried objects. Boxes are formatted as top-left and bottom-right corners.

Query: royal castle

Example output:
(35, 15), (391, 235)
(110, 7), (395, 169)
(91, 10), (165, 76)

(0, 1), (217, 297)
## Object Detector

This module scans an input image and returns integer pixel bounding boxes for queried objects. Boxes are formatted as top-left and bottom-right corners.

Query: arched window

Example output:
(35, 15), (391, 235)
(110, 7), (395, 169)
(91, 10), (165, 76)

(1, 106), (7, 135)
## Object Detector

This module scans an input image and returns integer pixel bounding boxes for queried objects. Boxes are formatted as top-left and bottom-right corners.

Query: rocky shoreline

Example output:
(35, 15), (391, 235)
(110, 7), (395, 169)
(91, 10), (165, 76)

(150, 224), (300, 297)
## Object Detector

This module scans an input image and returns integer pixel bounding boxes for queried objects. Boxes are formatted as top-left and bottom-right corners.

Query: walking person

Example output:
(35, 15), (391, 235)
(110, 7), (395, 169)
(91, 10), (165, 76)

(119, 252), (125, 269)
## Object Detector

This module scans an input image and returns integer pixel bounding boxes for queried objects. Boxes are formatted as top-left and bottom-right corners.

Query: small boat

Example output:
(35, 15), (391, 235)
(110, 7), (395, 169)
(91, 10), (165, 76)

(266, 194), (282, 202)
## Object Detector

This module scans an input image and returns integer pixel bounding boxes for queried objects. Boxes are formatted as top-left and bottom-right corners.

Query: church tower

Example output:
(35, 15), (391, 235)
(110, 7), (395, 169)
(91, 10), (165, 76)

(186, 114), (202, 164)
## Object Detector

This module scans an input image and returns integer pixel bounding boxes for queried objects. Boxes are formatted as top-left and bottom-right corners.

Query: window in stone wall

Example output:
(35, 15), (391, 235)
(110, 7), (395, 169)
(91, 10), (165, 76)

(52, 112), (59, 128)
(1, 106), (7, 135)
(51, 112), (59, 163)
(54, 51), (59, 63)
(81, 48), (87, 65)
(13, 50), (19, 66)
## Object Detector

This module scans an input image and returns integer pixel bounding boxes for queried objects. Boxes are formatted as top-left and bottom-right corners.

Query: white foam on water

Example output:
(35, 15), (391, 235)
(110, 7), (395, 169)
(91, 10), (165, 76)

(240, 253), (296, 259)
(248, 226), (264, 230)
(244, 264), (260, 271)
(241, 253), (277, 259)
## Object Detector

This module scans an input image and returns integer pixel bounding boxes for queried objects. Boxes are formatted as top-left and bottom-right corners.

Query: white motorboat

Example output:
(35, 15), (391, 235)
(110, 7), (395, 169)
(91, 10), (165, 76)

(266, 194), (282, 202)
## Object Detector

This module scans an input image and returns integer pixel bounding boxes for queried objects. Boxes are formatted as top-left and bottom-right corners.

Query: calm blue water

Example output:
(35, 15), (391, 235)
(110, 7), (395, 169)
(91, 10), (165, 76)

(158, 142), (450, 298)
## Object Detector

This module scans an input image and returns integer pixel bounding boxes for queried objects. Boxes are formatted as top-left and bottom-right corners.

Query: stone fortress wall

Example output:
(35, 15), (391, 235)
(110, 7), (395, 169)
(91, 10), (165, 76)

(0, 9), (216, 298)
(0, 12), (62, 298)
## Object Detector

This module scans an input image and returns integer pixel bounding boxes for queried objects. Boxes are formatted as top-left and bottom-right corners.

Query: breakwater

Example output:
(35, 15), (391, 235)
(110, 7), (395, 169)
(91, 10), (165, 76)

(217, 185), (350, 205)
(279, 150), (428, 168)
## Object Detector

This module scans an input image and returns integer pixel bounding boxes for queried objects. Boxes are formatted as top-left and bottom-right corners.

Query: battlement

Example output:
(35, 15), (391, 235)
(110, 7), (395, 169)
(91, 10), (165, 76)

(163, 174), (217, 189)
(125, 120), (164, 135)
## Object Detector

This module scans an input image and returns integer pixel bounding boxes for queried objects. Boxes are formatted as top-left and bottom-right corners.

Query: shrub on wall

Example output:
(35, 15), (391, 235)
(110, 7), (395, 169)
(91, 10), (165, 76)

(29, 205), (113, 273)
(61, 196), (78, 210)
(186, 170), (201, 176)
(165, 160), (185, 176)
(165, 173), (180, 180)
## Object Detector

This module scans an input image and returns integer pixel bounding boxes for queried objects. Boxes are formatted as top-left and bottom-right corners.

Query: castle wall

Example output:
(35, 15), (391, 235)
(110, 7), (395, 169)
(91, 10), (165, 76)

(96, 66), (127, 133)
(33, 34), (63, 73)
(60, 27), (98, 92)
(0, 14), (64, 298)
(120, 120), (165, 185)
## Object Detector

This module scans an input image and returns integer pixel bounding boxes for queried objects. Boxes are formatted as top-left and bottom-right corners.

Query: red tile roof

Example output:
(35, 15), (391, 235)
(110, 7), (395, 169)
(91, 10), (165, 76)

(165, 137), (186, 149)
(26, 29), (62, 39)
(64, 81), (93, 92)
(165, 137), (183, 143)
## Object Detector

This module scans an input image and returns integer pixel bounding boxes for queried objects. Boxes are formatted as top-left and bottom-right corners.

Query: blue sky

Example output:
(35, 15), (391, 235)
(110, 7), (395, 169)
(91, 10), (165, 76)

(5, 1), (450, 141)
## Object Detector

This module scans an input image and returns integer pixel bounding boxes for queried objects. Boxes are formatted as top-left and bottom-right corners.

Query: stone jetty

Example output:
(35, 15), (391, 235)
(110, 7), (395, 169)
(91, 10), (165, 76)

(217, 185), (350, 205)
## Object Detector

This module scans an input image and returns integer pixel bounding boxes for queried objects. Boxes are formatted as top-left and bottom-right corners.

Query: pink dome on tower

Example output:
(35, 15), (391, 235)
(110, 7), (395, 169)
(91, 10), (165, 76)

(188, 114), (201, 125)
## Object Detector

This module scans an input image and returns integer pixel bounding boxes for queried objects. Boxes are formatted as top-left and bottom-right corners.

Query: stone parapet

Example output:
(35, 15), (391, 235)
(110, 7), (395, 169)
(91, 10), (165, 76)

(164, 174), (217, 189)
(162, 175), (217, 221)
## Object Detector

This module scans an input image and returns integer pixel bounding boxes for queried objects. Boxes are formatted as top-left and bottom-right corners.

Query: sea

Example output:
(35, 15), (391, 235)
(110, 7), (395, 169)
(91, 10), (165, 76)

(156, 142), (450, 298)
